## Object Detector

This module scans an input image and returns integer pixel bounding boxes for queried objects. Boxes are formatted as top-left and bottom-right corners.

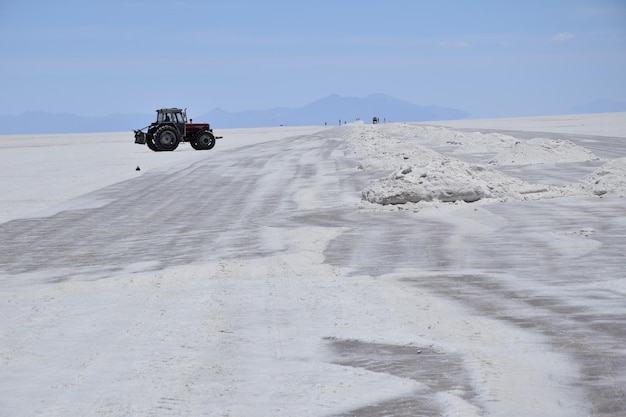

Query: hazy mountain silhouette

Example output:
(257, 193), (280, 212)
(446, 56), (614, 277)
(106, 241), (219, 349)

(0, 94), (469, 134)
(568, 98), (626, 114)
(200, 94), (469, 128)
(0, 111), (153, 135)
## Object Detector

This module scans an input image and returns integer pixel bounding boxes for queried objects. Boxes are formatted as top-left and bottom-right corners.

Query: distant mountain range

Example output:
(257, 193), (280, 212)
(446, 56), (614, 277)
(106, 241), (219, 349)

(568, 98), (626, 115)
(199, 94), (469, 128)
(3, 94), (624, 135)
(0, 111), (154, 135)
(0, 94), (469, 135)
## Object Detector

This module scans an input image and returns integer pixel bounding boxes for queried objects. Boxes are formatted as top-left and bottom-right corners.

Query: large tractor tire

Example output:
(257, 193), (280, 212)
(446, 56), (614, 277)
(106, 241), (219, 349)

(154, 125), (179, 151)
(190, 138), (201, 150)
(193, 129), (216, 150)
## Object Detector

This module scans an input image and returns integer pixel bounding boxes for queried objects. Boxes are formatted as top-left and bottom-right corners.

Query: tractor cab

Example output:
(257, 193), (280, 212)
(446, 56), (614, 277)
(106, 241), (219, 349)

(156, 108), (187, 136)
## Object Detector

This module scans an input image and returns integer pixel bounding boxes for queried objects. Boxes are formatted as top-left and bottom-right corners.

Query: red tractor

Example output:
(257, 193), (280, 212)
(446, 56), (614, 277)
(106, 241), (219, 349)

(134, 108), (222, 151)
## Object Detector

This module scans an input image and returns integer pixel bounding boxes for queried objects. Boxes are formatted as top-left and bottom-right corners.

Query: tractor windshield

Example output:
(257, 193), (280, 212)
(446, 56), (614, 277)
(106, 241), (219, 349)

(174, 112), (185, 123)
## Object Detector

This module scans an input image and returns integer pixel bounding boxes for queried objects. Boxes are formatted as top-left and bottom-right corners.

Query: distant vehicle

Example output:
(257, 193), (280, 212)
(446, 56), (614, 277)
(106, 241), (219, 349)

(372, 117), (379, 124)
(134, 108), (222, 151)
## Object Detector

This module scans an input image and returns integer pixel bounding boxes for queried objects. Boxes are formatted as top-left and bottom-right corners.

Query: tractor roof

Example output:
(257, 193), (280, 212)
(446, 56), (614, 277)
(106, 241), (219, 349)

(156, 108), (184, 113)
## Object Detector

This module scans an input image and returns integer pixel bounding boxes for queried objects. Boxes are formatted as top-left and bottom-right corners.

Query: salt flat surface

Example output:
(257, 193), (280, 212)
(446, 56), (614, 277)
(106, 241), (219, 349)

(0, 126), (325, 224)
(1, 115), (625, 416)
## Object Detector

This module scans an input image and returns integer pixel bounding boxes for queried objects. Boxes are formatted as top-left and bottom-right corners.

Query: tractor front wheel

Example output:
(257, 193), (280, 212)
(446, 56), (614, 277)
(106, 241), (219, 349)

(154, 125), (179, 151)
(194, 130), (215, 150)
(190, 137), (202, 150)
(146, 136), (160, 151)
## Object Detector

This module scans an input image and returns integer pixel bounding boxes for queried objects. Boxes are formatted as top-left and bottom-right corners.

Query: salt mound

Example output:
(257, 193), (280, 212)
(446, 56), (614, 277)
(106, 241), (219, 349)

(344, 124), (441, 171)
(362, 158), (551, 205)
(456, 131), (519, 153)
(346, 123), (611, 206)
(381, 124), (519, 154)
(419, 126), (518, 153)
(574, 158), (626, 197)
(490, 137), (599, 165)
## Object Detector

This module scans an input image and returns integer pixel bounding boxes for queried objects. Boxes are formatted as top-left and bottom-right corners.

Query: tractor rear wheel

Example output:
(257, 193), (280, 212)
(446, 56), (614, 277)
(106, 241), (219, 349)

(194, 130), (215, 150)
(154, 125), (179, 151)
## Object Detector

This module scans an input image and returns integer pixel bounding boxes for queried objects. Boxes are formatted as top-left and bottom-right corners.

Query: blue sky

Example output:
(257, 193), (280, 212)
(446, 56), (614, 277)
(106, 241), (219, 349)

(1, 0), (625, 118)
